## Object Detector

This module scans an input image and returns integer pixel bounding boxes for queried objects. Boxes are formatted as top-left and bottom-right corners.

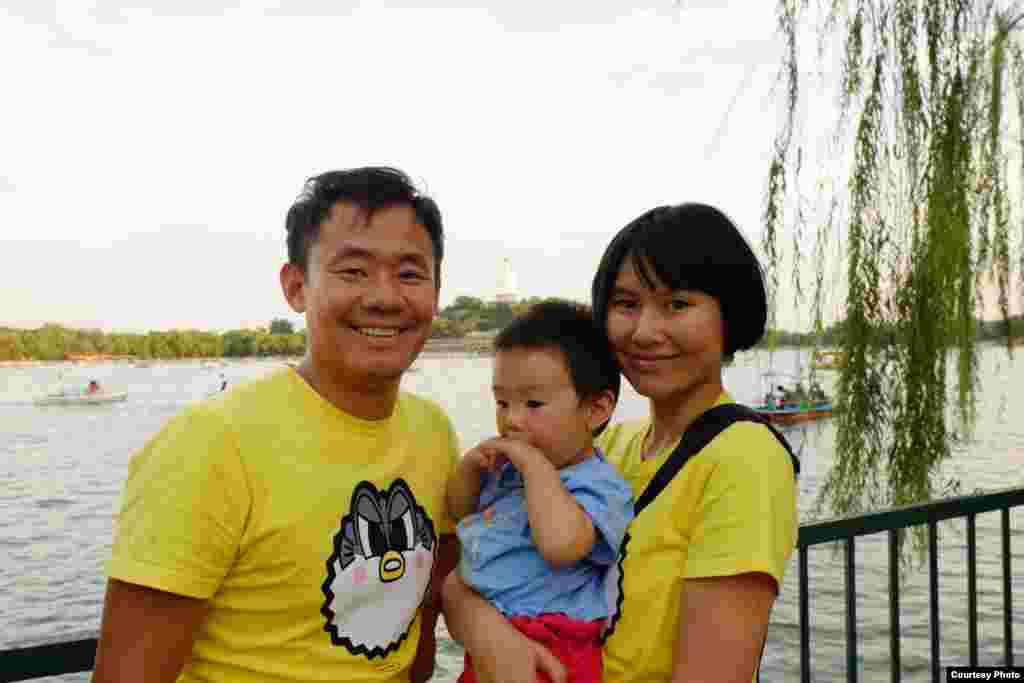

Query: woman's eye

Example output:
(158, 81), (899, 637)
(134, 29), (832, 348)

(495, 400), (508, 408)
(526, 401), (544, 409)
(612, 299), (636, 310)
(670, 299), (689, 311)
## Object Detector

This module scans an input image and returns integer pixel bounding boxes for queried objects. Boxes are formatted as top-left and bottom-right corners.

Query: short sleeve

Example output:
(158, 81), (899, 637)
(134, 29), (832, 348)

(682, 423), (798, 586)
(434, 409), (463, 536)
(107, 404), (250, 599)
(564, 460), (635, 566)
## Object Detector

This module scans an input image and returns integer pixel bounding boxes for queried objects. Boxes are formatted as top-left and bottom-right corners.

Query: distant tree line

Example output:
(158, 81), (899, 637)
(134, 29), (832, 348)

(0, 318), (306, 361)
(767, 315), (1024, 350)
(431, 296), (556, 338)
(3, 310), (1018, 362)
(434, 296), (1024, 349)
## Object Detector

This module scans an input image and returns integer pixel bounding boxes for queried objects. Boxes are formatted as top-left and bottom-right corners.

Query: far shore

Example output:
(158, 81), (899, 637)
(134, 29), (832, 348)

(0, 357), (257, 368)
(1, 337), (1017, 369)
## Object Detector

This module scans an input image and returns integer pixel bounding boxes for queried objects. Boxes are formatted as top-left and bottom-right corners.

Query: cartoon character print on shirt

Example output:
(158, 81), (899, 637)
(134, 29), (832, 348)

(321, 479), (437, 659)
(600, 530), (629, 643)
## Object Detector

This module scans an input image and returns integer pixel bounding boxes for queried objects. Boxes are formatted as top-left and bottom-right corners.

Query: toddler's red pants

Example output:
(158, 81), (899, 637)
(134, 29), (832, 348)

(457, 613), (603, 683)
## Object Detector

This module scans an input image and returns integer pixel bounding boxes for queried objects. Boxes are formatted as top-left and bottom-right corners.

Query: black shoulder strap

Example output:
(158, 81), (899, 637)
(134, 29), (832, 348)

(633, 403), (800, 516)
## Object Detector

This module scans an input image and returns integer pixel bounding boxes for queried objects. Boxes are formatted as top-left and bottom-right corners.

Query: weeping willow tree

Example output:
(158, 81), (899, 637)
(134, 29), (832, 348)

(765, 1), (1023, 538)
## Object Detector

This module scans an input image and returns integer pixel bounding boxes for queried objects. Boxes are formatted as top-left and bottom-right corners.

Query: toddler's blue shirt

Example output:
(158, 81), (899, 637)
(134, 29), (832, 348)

(455, 449), (634, 621)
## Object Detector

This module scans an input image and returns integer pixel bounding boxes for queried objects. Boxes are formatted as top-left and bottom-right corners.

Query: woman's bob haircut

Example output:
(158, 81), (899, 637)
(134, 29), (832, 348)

(591, 202), (768, 358)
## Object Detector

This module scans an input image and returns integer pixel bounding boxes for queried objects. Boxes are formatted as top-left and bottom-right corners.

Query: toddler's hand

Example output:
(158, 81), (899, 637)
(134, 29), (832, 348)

(462, 445), (504, 475)
(476, 438), (547, 473)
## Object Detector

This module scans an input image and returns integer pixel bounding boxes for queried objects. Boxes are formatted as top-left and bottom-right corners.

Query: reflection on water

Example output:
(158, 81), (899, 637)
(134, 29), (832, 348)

(1, 349), (1021, 681)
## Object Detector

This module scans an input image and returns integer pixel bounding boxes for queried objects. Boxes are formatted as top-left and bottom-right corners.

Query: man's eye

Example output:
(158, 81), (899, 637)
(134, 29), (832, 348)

(495, 400), (508, 408)
(400, 271), (427, 281)
(338, 268), (366, 278)
(670, 299), (689, 311)
(526, 401), (544, 409)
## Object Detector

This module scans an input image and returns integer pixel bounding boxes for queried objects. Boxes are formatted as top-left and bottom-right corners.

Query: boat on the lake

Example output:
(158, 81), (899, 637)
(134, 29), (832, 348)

(34, 379), (127, 406)
(754, 399), (835, 426)
(750, 371), (835, 426)
(34, 389), (128, 407)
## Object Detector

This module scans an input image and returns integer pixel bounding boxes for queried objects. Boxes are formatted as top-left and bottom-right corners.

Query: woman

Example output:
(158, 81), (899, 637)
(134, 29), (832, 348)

(442, 203), (799, 683)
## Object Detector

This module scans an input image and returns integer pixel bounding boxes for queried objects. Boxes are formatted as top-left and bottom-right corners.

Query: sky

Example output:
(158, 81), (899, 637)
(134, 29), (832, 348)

(2, 1), (1016, 335)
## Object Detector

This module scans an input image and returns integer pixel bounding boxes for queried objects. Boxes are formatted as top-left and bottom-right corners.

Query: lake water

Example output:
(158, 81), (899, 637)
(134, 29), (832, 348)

(1, 348), (1021, 681)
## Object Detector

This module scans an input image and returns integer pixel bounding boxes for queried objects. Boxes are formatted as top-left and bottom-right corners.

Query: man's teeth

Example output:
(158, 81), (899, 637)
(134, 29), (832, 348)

(359, 328), (400, 337)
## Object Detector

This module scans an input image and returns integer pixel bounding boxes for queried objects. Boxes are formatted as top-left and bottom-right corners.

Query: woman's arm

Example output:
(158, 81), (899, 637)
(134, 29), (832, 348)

(480, 438), (595, 568)
(671, 572), (778, 683)
(441, 571), (566, 683)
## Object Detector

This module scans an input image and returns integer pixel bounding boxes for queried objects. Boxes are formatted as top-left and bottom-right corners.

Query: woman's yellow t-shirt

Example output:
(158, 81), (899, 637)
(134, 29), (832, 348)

(597, 393), (798, 683)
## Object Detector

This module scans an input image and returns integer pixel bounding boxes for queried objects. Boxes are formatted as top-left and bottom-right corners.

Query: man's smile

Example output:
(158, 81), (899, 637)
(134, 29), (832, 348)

(353, 326), (403, 337)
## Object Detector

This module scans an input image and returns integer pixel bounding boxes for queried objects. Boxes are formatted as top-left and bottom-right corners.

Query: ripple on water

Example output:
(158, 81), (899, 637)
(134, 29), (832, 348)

(34, 498), (75, 509)
(1, 432), (49, 449)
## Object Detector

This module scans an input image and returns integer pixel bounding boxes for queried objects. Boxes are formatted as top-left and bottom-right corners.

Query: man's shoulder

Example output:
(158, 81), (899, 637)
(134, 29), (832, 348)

(397, 390), (452, 426)
(202, 369), (295, 413)
(222, 368), (292, 401)
(163, 369), (296, 439)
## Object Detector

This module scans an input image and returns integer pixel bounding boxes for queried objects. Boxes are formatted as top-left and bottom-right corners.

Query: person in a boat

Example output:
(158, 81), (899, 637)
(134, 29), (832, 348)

(218, 374), (228, 392)
(445, 301), (633, 683)
(443, 203), (800, 683)
(93, 167), (460, 683)
(87, 380), (100, 394)
(781, 382), (808, 405)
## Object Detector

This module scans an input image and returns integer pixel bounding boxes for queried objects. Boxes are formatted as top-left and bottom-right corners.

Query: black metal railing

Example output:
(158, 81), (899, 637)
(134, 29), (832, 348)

(2, 486), (1021, 683)
(797, 485), (1023, 683)
(0, 637), (97, 682)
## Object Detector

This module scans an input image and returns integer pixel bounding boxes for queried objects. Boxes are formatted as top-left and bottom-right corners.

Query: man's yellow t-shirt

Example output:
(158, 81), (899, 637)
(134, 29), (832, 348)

(108, 368), (459, 683)
(597, 392), (798, 683)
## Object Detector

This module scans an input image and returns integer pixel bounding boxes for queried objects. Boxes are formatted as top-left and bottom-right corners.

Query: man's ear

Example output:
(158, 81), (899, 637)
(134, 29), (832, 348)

(280, 263), (306, 314)
(586, 389), (617, 432)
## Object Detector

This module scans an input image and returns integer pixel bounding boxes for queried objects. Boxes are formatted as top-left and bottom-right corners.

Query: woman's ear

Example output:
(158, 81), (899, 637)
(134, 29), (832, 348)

(585, 389), (617, 432)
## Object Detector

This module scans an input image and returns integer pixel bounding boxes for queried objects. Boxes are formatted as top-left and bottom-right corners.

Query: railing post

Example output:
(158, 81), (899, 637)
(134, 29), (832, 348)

(845, 537), (857, 683)
(888, 529), (900, 683)
(1003, 507), (1014, 666)
(967, 513), (977, 666)
(800, 544), (810, 683)
(929, 520), (940, 683)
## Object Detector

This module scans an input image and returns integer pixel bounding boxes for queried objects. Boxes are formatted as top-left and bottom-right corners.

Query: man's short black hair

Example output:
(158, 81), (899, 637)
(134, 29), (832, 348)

(591, 203), (767, 359)
(285, 166), (444, 284)
(494, 300), (621, 435)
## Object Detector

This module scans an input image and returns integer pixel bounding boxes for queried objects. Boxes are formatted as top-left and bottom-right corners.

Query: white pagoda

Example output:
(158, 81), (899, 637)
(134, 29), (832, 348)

(495, 257), (519, 304)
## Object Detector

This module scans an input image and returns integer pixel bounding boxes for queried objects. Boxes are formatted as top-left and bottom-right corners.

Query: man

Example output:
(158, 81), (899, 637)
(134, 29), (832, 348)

(92, 167), (460, 683)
